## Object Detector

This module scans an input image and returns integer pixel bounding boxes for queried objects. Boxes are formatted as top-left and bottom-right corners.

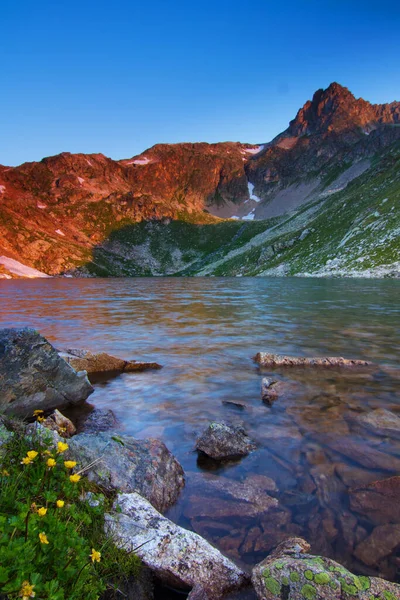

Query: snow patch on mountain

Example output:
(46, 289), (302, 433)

(247, 182), (261, 202)
(0, 256), (51, 278)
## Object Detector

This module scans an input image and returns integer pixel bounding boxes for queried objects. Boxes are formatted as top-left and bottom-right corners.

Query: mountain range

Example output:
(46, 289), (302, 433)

(0, 82), (399, 278)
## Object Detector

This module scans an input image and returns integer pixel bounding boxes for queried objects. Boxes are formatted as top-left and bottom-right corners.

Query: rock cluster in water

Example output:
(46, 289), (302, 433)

(2, 328), (400, 599)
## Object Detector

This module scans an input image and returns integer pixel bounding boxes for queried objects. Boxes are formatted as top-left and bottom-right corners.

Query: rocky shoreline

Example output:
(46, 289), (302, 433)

(1, 327), (400, 599)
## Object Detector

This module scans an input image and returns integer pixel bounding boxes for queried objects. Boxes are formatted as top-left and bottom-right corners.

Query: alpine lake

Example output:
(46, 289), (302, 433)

(1, 276), (400, 598)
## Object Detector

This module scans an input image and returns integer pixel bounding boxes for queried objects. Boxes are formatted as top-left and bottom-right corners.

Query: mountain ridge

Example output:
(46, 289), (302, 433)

(0, 83), (399, 278)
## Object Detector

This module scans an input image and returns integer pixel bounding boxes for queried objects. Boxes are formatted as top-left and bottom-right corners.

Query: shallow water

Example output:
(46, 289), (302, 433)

(1, 277), (400, 590)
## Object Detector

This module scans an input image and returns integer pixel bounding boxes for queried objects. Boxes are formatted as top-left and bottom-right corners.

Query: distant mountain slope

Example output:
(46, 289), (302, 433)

(0, 83), (399, 278)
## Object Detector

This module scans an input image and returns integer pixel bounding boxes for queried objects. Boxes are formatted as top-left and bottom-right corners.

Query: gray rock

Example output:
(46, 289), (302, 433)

(105, 492), (249, 598)
(68, 432), (185, 512)
(251, 536), (400, 599)
(60, 348), (162, 375)
(81, 408), (118, 434)
(196, 422), (256, 460)
(254, 352), (372, 368)
(0, 328), (93, 417)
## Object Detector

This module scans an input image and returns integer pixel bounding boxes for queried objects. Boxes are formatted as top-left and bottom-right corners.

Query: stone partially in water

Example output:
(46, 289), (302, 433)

(105, 492), (249, 599)
(251, 536), (400, 599)
(0, 328), (93, 417)
(254, 352), (373, 368)
(261, 378), (298, 405)
(196, 422), (256, 460)
(68, 432), (185, 512)
(349, 476), (400, 524)
(59, 348), (162, 376)
(261, 378), (279, 404)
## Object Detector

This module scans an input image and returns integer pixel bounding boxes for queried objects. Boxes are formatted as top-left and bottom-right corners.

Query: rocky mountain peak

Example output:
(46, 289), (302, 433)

(287, 82), (400, 137)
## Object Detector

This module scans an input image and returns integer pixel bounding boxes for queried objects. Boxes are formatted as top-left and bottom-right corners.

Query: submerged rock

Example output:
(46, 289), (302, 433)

(314, 434), (400, 472)
(354, 523), (400, 566)
(184, 473), (279, 520)
(251, 536), (400, 599)
(254, 352), (372, 368)
(0, 328), (93, 417)
(349, 475), (400, 524)
(68, 432), (184, 512)
(60, 348), (162, 376)
(80, 408), (118, 434)
(353, 408), (400, 439)
(105, 492), (249, 599)
(196, 422), (256, 460)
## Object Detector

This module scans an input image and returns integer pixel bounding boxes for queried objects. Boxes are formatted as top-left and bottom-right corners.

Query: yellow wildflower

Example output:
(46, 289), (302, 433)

(56, 499), (65, 508)
(19, 580), (35, 598)
(37, 416), (45, 423)
(69, 474), (81, 483)
(64, 460), (77, 469)
(1, 469), (9, 476)
(90, 548), (101, 563)
(27, 451), (38, 460)
(33, 410), (44, 416)
(56, 441), (68, 454)
(37, 507), (47, 517)
(21, 457), (32, 465)
(39, 532), (49, 544)
(47, 458), (56, 468)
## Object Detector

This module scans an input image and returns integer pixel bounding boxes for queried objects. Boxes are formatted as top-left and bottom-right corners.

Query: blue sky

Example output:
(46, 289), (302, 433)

(1, 0), (399, 166)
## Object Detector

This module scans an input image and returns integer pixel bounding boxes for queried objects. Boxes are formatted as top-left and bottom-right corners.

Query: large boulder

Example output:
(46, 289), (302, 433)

(254, 352), (372, 368)
(68, 432), (185, 512)
(251, 537), (400, 599)
(105, 492), (249, 598)
(196, 422), (256, 460)
(0, 328), (93, 417)
(59, 348), (161, 376)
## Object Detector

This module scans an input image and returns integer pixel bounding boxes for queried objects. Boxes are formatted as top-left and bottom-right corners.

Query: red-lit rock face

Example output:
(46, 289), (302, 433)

(0, 83), (399, 276)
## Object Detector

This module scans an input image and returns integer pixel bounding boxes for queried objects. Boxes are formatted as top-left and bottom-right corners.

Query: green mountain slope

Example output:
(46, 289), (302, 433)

(74, 140), (399, 278)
